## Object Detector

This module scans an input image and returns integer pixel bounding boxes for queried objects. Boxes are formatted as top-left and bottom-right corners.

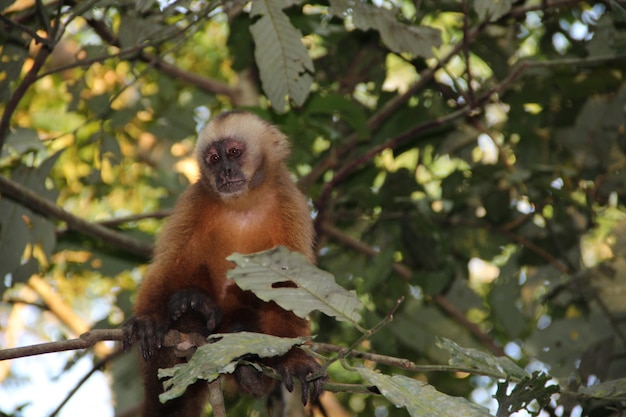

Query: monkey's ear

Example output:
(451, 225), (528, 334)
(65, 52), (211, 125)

(266, 129), (291, 164)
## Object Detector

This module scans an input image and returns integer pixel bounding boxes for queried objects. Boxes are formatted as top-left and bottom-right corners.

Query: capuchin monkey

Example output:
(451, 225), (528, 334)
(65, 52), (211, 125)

(123, 110), (325, 417)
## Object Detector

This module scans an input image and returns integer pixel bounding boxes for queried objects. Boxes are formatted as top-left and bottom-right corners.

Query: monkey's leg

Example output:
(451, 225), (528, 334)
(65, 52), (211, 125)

(141, 347), (209, 417)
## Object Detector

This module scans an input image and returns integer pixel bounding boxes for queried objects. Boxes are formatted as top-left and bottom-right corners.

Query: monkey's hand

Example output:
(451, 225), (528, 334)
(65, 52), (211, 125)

(167, 288), (222, 333)
(275, 349), (327, 405)
(122, 315), (167, 360)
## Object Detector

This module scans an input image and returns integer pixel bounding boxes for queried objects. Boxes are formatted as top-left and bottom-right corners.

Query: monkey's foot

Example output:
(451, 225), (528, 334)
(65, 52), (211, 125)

(167, 288), (223, 333)
(272, 350), (327, 405)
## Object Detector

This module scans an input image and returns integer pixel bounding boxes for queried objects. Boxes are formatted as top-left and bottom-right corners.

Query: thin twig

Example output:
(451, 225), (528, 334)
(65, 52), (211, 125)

(0, 13), (50, 45)
(0, 46), (50, 148)
(324, 297), (404, 371)
(461, 0), (476, 108)
(0, 327), (513, 384)
(49, 350), (123, 417)
(0, 329), (122, 361)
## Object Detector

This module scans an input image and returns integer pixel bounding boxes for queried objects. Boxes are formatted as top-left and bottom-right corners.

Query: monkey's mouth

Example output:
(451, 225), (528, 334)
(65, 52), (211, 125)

(218, 180), (246, 194)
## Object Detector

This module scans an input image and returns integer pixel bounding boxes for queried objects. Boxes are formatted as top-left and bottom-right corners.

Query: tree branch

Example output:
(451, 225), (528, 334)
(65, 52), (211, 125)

(0, 327), (509, 382)
(0, 174), (153, 258)
(0, 45), (50, 149)
(81, 14), (243, 101)
(0, 329), (122, 360)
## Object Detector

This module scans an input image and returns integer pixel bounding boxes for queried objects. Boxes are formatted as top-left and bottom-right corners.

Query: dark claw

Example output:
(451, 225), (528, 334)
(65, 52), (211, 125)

(311, 375), (325, 403)
(299, 374), (309, 404)
(282, 370), (294, 392)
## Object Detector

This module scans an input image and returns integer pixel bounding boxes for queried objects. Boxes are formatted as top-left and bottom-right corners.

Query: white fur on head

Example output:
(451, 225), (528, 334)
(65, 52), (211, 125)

(195, 111), (291, 196)
(195, 111), (290, 167)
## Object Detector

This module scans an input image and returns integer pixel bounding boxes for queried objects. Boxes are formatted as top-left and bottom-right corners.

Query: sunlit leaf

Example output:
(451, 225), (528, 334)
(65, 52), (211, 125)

(250, 0), (314, 111)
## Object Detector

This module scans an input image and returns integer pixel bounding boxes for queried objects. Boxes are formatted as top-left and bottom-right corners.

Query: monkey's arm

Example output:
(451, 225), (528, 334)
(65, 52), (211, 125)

(124, 190), (223, 357)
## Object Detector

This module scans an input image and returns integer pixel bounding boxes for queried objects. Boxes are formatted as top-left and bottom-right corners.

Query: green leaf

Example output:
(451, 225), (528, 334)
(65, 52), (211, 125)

(579, 377), (626, 400)
(473, 0), (514, 22)
(250, 0), (314, 111)
(358, 367), (492, 417)
(159, 332), (307, 402)
(227, 246), (363, 326)
(438, 338), (529, 380)
(0, 43), (26, 102)
(0, 154), (60, 288)
(329, 0), (441, 58)
(0, 197), (30, 284)
(495, 372), (559, 417)
(3, 128), (45, 155)
(489, 269), (527, 339)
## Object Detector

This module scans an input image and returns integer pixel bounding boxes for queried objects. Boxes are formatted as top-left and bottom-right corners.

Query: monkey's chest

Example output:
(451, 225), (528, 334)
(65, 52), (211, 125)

(199, 209), (280, 262)
(195, 210), (280, 307)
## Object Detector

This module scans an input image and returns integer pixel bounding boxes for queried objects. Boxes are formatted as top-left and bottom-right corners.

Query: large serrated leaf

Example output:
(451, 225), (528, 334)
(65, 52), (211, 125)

(159, 332), (306, 402)
(250, 0), (314, 112)
(438, 338), (529, 380)
(358, 367), (492, 417)
(227, 246), (362, 325)
(329, 0), (441, 58)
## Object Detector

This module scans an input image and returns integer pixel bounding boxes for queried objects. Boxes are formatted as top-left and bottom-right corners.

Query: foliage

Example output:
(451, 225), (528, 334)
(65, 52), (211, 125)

(158, 331), (310, 402)
(2, 0), (626, 416)
(228, 247), (363, 325)
(494, 372), (560, 417)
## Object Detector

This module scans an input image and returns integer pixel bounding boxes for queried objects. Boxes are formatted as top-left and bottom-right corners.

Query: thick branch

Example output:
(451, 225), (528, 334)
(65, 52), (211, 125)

(0, 174), (153, 258)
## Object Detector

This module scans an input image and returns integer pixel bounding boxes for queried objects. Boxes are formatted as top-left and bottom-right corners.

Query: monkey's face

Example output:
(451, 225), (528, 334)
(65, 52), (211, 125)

(202, 138), (251, 197)
(195, 111), (291, 199)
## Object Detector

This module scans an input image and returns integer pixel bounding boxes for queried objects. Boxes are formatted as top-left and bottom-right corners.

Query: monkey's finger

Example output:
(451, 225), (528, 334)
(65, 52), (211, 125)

(311, 377), (325, 402)
(122, 336), (133, 352)
(121, 320), (136, 352)
(299, 375), (310, 405)
(140, 334), (153, 359)
(282, 371), (294, 393)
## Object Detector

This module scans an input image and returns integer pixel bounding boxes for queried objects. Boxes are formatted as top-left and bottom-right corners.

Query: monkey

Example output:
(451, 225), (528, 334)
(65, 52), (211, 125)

(123, 110), (326, 417)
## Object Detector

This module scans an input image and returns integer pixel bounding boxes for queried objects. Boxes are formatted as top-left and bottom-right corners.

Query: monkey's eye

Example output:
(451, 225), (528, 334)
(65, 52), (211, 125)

(227, 148), (241, 158)
(208, 154), (220, 163)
